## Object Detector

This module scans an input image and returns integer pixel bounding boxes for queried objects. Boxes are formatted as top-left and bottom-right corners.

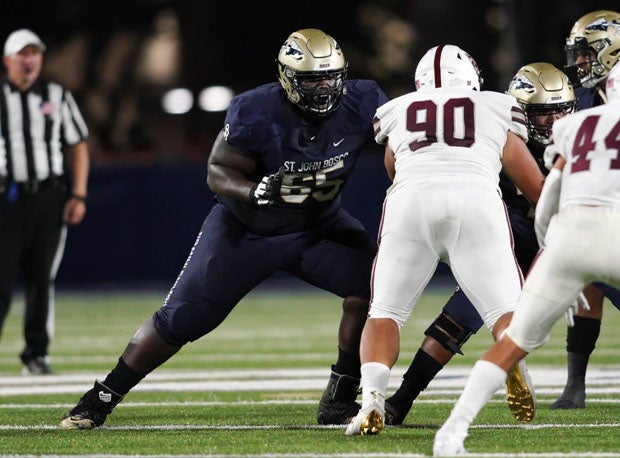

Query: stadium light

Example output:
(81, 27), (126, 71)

(198, 85), (234, 112)
(162, 88), (194, 114)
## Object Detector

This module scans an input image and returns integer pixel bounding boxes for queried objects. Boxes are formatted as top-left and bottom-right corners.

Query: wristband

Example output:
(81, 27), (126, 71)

(71, 193), (87, 202)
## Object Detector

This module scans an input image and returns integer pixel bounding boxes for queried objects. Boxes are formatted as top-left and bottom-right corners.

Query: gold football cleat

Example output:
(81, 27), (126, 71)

(506, 359), (536, 423)
(345, 405), (384, 436)
(360, 409), (384, 435)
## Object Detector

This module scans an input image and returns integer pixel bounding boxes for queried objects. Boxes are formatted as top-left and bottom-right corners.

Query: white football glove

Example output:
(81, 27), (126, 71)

(249, 166), (285, 207)
(565, 291), (591, 327)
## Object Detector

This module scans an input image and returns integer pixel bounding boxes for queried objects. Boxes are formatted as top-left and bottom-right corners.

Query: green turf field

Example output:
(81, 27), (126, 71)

(0, 287), (619, 456)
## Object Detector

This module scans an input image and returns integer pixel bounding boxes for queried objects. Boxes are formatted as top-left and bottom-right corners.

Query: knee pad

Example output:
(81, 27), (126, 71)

(424, 312), (475, 355)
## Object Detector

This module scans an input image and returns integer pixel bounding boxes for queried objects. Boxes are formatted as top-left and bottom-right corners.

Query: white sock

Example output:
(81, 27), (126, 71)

(360, 362), (390, 408)
(445, 360), (507, 431)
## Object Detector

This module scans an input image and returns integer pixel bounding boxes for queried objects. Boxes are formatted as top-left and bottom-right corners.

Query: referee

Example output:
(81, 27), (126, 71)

(0, 29), (89, 374)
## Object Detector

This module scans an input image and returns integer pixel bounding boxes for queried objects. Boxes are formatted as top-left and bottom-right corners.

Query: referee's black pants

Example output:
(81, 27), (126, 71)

(0, 180), (67, 362)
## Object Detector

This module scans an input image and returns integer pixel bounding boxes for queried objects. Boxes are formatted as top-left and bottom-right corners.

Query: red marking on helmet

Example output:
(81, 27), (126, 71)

(434, 45), (445, 88)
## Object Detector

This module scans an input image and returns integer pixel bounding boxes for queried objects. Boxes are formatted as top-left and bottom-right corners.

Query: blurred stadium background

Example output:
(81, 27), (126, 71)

(2, 0), (616, 287)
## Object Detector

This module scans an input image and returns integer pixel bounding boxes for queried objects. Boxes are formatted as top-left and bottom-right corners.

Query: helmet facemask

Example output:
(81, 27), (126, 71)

(278, 63), (347, 116)
(565, 36), (608, 88)
(523, 102), (576, 146)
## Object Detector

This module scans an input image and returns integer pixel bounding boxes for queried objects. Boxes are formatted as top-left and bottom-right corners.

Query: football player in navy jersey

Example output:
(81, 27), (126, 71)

(550, 9), (620, 410)
(383, 62), (577, 426)
(60, 28), (388, 429)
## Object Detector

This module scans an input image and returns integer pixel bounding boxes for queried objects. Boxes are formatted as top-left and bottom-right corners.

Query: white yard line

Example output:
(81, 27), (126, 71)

(3, 397), (620, 410)
(1, 366), (619, 396)
(2, 455), (620, 458)
(2, 423), (620, 431)
(2, 454), (620, 458)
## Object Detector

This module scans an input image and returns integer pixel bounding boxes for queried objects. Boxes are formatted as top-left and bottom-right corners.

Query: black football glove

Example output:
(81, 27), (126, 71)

(249, 166), (285, 207)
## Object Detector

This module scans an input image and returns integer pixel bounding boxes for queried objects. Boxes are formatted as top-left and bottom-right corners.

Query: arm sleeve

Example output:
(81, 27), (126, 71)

(534, 167), (562, 247)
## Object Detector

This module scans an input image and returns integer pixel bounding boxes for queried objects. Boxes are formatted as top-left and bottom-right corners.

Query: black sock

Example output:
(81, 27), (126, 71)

(566, 316), (601, 353)
(565, 316), (600, 386)
(565, 351), (590, 386)
(389, 349), (443, 404)
(102, 357), (145, 396)
(334, 347), (361, 379)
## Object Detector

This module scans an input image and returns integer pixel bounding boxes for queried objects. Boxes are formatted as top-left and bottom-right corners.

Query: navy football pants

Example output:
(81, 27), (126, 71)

(153, 204), (376, 346)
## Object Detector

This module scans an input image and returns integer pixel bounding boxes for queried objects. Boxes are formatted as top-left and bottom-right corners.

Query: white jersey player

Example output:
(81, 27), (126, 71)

(345, 44), (544, 438)
(433, 61), (620, 456)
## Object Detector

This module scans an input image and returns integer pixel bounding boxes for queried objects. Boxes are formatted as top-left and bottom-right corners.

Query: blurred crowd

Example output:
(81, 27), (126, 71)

(1, 0), (615, 165)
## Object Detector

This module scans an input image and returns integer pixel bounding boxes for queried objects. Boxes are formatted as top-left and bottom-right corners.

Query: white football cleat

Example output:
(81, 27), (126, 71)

(345, 405), (384, 436)
(433, 422), (468, 456)
(345, 395), (384, 436)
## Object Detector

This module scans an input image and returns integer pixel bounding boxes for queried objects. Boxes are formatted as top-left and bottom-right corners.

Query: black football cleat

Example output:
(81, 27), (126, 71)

(22, 356), (53, 375)
(550, 382), (586, 410)
(383, 396), (411, 425)
(317, 366), (361, 425)
(60, 381), (123, 429)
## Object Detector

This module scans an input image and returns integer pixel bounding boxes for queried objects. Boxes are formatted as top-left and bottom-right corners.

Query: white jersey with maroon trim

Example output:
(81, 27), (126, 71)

(369, 86), (529, 332)
(374, 87), (527, 191)
(509, 101), (620, 351)
(544, 102), (620, 210)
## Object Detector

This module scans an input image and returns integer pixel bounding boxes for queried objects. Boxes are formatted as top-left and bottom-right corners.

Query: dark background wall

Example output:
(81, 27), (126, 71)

(1, 0), (617, 287)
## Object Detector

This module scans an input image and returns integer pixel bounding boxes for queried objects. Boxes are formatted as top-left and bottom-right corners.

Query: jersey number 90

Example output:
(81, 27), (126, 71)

(407, 98), (475, 151)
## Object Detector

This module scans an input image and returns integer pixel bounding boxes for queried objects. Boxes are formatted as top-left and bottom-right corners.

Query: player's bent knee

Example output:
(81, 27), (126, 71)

(368, 302), (408, 329)
(505, 325), (548, 354)
(342, 295), (370, 315)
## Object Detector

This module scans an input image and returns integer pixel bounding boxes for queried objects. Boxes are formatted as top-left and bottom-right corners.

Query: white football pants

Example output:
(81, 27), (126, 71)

(369, 178), (522, 331)
(508, 205), (620, 352)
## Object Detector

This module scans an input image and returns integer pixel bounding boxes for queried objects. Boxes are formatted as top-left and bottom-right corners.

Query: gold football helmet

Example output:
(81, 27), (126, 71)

(277, 29), (347, 116)
(508, 62), (576, 146)
(565, 10), (620, 88)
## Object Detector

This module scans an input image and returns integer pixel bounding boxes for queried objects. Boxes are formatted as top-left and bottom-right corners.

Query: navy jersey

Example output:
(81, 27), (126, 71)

(575, 86), (605, 111)
(218, 80), (388, 235)
(498, 140), (547, 218)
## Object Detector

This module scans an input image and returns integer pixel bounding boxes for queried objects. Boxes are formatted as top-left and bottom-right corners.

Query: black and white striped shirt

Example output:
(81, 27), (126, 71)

(0, 78), (88, 183)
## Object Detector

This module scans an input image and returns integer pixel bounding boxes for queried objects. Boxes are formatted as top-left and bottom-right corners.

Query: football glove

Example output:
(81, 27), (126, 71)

(249, 166), (285, 207)
(565, 292), (591, 327)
